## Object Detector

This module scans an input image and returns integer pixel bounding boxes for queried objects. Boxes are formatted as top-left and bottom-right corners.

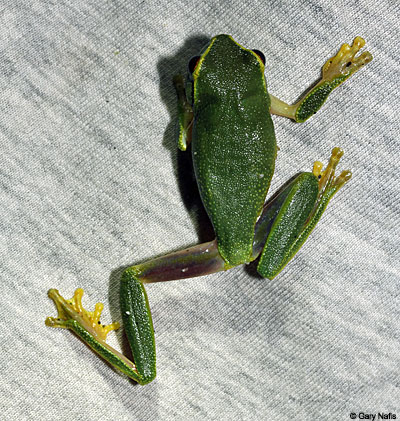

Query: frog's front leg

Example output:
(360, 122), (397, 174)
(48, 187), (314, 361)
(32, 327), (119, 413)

(269, 37), (372, 122)
(46, 240), (227, 384)
(173, 74), (193, 151)
(253, 147), (351, 278)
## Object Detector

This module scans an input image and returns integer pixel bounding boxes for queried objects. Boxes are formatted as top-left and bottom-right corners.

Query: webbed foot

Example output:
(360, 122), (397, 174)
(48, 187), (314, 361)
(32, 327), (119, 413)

(322, 37), (373, 83)
(293, 37), (372, 122)
(46, 288), (120, 340)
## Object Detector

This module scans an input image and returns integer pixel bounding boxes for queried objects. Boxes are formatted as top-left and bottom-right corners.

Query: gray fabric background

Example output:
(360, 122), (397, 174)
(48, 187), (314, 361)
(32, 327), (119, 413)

(1, 0), (399, 419)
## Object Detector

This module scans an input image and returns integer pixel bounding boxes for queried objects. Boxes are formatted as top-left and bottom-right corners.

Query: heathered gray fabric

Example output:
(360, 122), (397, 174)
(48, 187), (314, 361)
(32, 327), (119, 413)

(1, 1), (399, 420)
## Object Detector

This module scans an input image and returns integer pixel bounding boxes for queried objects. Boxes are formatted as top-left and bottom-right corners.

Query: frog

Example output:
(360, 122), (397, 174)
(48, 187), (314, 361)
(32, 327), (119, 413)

(46, 34), (372, 385)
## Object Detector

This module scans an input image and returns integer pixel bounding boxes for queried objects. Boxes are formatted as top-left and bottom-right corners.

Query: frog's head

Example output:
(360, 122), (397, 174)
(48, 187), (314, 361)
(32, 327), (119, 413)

(187, 34), (266, 97)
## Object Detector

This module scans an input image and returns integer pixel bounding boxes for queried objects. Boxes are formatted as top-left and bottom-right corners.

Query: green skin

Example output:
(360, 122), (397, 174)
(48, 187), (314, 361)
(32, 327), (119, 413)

(46, 34), (372, 384)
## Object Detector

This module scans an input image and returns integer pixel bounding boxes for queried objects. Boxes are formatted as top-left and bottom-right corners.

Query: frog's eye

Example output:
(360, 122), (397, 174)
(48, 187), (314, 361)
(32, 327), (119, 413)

(252, 49), (265, 65)
(188, 56), (201, 73)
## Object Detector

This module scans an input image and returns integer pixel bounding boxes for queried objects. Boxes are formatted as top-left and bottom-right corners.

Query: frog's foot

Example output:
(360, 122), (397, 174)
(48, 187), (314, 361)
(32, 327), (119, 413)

(46, 288), (120, 342)
(46, 288), (152, 382)
(312, 146), (352, 199)
(322, 37), (373, 83)
(292, 37), (372, 122)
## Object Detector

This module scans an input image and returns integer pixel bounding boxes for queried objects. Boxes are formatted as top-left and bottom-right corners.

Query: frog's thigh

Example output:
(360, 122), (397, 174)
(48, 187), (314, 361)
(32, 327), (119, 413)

(257, 173), (319, 279)
(119, 239), (226, 383)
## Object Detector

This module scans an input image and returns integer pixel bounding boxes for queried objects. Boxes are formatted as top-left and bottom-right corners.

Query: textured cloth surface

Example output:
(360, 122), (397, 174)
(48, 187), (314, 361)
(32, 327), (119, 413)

(1, 1), (399, 420)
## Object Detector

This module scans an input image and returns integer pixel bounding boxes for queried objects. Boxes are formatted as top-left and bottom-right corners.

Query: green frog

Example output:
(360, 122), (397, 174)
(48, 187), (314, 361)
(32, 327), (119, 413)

(46, 34), (372, 384)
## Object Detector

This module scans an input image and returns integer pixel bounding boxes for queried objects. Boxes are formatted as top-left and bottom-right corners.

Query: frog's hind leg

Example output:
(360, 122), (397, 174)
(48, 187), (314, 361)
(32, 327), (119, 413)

(254, 147), (351, 279)
(269, 37), (372, 122)
(46, 240), (227, 384)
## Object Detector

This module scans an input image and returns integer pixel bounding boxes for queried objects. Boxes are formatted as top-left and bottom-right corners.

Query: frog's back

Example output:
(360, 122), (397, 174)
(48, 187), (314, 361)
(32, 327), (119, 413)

(192, 35), (277, 266)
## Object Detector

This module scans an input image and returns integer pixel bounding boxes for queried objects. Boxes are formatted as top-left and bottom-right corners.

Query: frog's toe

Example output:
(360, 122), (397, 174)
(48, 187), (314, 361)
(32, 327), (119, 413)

(330, 42), (352, 66)
(46, 288), (120, 340)
(352, 50), (373, 68)
(312, 147), (352, 194)
(322, 37), (372, 82)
